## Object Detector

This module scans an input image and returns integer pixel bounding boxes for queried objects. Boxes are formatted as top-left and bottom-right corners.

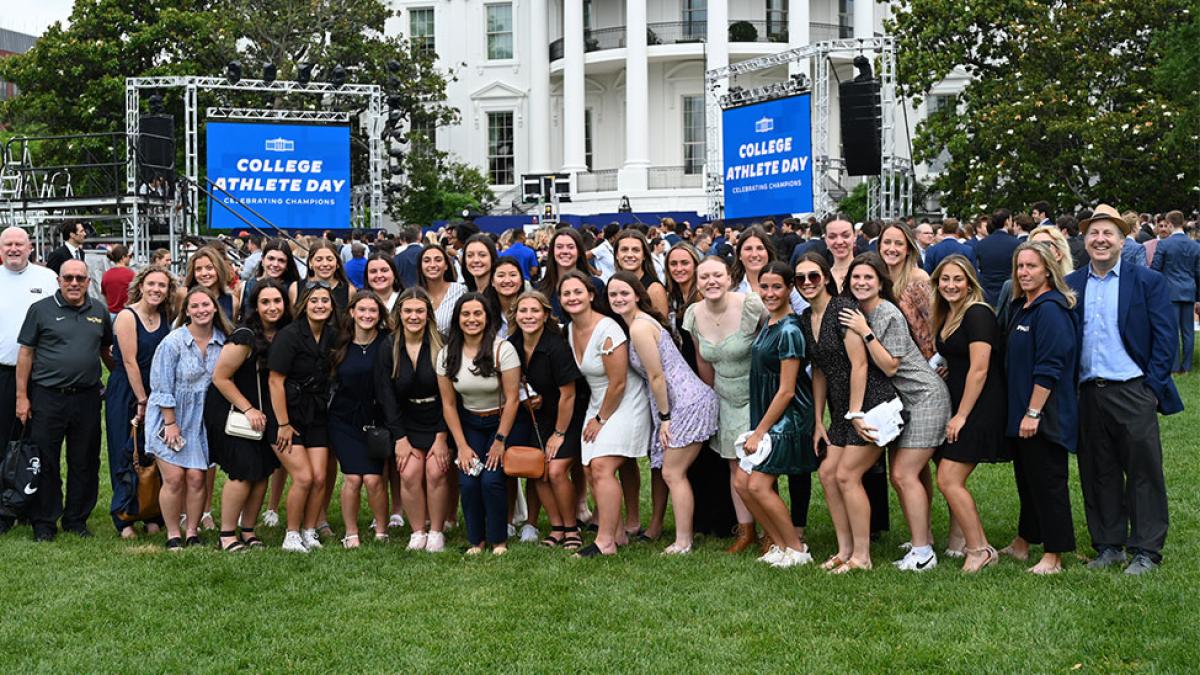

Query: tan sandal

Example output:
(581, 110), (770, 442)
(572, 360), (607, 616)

(820, 555), (846, 570)
(830, 559), (873, 574)
(962, 545), (998, 574)
(341, 534), (360, 550)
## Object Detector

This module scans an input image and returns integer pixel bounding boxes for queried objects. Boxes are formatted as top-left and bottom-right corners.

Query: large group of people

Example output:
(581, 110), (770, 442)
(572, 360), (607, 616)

(0, 201), (1194, 576)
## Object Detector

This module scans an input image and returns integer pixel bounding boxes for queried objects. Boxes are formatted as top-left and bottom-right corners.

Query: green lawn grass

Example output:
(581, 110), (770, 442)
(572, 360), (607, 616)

(2, 375), (1198, 672)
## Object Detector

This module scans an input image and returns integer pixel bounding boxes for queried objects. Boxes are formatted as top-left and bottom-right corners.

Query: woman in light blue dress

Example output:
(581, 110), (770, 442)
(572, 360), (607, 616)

(146, 286), (231, 550)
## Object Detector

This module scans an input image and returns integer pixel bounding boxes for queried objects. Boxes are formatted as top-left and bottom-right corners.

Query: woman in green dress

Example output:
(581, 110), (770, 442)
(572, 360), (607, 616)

(683, 256), (766, 553)
(734, 261), (817, 569)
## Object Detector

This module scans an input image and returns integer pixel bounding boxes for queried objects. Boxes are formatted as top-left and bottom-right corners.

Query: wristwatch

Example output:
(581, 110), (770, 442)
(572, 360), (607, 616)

(493, 432), (507, 443)
(863, 333), (877, 344)
(552, 430), (566, 438)
(844, 411), (865, 421)
(658, 411), (671, 422)
(1024, 408), (1042, 420)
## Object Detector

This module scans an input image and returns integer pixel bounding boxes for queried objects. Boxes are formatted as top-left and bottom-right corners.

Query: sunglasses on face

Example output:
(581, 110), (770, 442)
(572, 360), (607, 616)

(61, 274), (89, 284)
(795, 271), (824, 286)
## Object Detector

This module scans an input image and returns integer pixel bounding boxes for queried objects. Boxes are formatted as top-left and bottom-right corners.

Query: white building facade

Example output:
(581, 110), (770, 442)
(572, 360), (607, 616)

(385, 0), (963, 216)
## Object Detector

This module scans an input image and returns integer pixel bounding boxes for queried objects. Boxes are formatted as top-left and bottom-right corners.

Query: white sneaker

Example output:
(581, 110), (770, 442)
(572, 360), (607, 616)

(425, 531), (446, 553)
(896, 549), (938, 572)
(281, 531), (308, 553)
(506, 523), (517, 539)
(406, 531), (428, 551)
(262, 510), (279, 527)
(519, 523), (540, 543)
(389, 514), (405, 529)
(758, 545), (785, 564)
(301, 528), (323, 550)
(772, 546), (814, 568)
(443, 520), (456, 532)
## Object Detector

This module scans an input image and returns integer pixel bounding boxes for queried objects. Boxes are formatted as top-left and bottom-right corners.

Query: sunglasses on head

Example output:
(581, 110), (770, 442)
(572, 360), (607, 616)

(61, 274), (89, 284)
(795, 271), (824, 286)
(305, 280), (332, 291)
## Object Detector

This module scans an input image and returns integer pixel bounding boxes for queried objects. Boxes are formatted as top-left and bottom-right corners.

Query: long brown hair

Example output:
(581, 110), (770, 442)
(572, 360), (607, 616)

(730, 225), (779, 287)
(390, 287), (443, 379)
(176, 285), (234, 336)
(540, 227), (596, 297)
(183, 246), (231, 294)
(304, 239), (352, 288)
(665, 242), (702, 316)
(612, 229), (659, 285)
(126, 265), (178, 323)
(931, 254), (991, 339)
(607, 270), (669, 332)
(331, 290), (390, 374)
(842, 252), (898, 306)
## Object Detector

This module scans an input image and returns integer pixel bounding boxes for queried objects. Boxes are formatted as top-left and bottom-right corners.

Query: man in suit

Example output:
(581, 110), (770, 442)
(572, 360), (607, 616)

(1059, 215), (1088, 271)
(43, 221), (88, 275)
(1066, 204), (1181, 575)
(1150, 210), (1200, 373)
(1118, 211), (1147, 266)
(922, 217), (976, 274)
(973, 208), (1020, 307)
(1031, 201), (1054, 228)
(392, 225), (424, 288)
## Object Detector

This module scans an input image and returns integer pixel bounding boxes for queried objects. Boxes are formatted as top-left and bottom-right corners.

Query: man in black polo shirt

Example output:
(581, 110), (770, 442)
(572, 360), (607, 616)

(16, 259), (113, 541)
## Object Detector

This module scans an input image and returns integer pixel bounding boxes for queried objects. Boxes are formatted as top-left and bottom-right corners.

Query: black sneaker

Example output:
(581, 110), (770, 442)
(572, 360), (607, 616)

(33, 529), (56, 543)
(66, 527), (94, 539)
(0, 518), (14, 536)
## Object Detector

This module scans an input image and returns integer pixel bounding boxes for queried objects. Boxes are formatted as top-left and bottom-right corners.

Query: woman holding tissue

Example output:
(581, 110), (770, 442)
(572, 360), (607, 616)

(838, 253), (951, 572)
(796, 252), (895, 573)
(733, 261), (816, 569)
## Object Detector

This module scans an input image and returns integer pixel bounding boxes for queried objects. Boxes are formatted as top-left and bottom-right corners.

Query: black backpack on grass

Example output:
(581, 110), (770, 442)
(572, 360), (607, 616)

(0, 427), (41, 519)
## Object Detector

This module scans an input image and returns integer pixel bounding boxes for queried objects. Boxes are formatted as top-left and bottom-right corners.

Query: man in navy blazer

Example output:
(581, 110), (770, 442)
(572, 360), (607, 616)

(392, 226), (424, 288)
(1149, 209), (1200, 373)
(973, 209), (1020, 307)
(922, 218), (977, 274)
(1066, 204), (1182, 576)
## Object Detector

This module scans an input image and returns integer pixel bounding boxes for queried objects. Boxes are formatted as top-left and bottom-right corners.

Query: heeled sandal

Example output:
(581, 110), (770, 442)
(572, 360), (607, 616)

(219, 530), (247, 552)
(542, 525), (566, 547)
(560, 526), (584, 551)
(962, 545), (998, 573)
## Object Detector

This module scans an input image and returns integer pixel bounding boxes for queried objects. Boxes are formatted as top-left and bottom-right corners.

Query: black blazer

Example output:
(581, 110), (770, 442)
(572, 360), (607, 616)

(44, 245), (81, 275)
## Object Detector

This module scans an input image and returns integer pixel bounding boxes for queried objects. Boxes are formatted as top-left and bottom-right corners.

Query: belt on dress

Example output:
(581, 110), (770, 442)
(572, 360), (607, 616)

(470, 407), (502, 418)
(407, 396), (437, 405)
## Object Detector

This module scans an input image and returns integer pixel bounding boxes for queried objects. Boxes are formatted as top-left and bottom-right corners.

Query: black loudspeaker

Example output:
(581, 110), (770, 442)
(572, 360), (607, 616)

(838, 78), (882, 176)
(137, 114), (175, 187)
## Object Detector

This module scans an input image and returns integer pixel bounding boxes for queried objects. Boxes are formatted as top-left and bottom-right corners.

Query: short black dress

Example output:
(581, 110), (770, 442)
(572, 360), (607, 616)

(375, 335), (446, 450)
(801, 296), (896, 447)
(508, 328), (585, 459)
(935, 303), (1011, 463)
(206, 327), (281, 482)
(329, 335), (386, 475)
(268, 319), (336, 447)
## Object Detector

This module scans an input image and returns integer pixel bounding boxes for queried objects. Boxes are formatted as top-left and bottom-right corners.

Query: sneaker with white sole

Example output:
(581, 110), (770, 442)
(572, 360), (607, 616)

(895, 549), (937, 572)
(518, 523), (540, 543)
(425, 531), (446, 552)
(301, 528), (323, 550)
(282, 531), (308, 553)
(506, 523), (517, 539)
(262, 510), (279, 527)
(758, 545), (785, 564)
(407, 532), (428, 551)
(388, 514), (405, 529)
(771, 547), (814, 568)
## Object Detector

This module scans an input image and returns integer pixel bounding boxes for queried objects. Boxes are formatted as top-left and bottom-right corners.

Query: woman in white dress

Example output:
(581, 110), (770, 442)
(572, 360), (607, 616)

(560, 271), (652, 557)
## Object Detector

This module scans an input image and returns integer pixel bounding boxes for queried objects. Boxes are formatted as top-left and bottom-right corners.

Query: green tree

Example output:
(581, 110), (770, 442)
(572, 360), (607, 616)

(886, 0), (1198, 216)
(837, 181), (869, 224)
(392, 139), (495, 225)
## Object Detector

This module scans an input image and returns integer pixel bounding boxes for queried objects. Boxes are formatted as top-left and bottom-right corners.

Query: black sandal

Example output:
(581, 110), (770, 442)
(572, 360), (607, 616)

(219, 530), (247, 552)
(185, 535), (203, 548)
(239, 526), (265, 548)
(574, 543), (605, 558)
(626, 528), (654, 543)
(541, 525), (566, 547)
(561, 526), (583, 551)
(165, 537), (184, 551)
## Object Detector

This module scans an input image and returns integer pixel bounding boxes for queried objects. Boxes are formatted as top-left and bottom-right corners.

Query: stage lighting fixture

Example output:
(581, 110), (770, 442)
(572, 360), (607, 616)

(853, 55), (873, 82)
(147, 93), (165, 114)
(331, 65), (347, 88)
(297, 63), (313, 85)
(225, 61), (242, 84)
(262, 62), (277, 85)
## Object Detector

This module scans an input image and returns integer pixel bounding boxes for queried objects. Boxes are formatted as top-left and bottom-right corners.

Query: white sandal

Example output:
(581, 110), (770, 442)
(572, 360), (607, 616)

(341, 534), (360, 550)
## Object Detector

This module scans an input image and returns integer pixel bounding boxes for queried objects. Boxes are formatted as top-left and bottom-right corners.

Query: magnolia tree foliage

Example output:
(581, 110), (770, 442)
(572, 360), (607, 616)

(0, 0), (491, 224)
(886, 0), (1199, 216)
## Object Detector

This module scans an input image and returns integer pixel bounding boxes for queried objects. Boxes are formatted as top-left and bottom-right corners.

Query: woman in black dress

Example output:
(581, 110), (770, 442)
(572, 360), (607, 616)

(268, 281), (341, 552)
(931, 255), (1010, 573)
(375, 287), (452, 553)
(795, 252), (896, 572)
(209, 279), (290, 552)
(508, 289), (586, 550)
(330, 291), (389, 548)
(288, 240), (355, 311)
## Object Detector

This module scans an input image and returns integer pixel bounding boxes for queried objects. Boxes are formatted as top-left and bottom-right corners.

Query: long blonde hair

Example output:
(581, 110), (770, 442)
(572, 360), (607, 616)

(1010, 241), (1077, 308)
(931, 255), (991, 339)
(126, 265), (179, 324)
(1029, 225), (1075, 274)
(880, 222), (921, 294)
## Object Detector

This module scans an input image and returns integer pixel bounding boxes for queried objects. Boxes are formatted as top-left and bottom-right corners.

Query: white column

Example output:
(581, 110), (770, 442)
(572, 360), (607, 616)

(854, 0), (874, 39)
(788, 0), (810, 77)
(706, 0), (729, 75)
(528, 0), (551, 173)
(561, 0), (587, 174)
(618, 0), (649, 193)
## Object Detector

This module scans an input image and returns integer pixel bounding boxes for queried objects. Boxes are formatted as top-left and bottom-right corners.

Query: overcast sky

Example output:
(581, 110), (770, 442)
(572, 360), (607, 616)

(1, 0), (74, 37)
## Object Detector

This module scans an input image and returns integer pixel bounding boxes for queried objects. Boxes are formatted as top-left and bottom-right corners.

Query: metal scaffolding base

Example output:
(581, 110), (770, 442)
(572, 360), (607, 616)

(704, 37), (913, 221)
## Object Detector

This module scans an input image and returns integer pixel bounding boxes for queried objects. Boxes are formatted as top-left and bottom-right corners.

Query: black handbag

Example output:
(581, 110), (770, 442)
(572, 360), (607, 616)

(0, 424), (40, 519)
(364, 425), (392, 461)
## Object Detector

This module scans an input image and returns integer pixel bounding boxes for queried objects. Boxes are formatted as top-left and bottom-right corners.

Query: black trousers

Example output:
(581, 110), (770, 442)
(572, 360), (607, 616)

(1078, 379), (1169, 561)
(28, 384), (102, 533)
(1013, 435), (1075, 553)
(688, 445), (737, 536)
(866, 465), (889, 533)
(787, 473), (812, 527)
